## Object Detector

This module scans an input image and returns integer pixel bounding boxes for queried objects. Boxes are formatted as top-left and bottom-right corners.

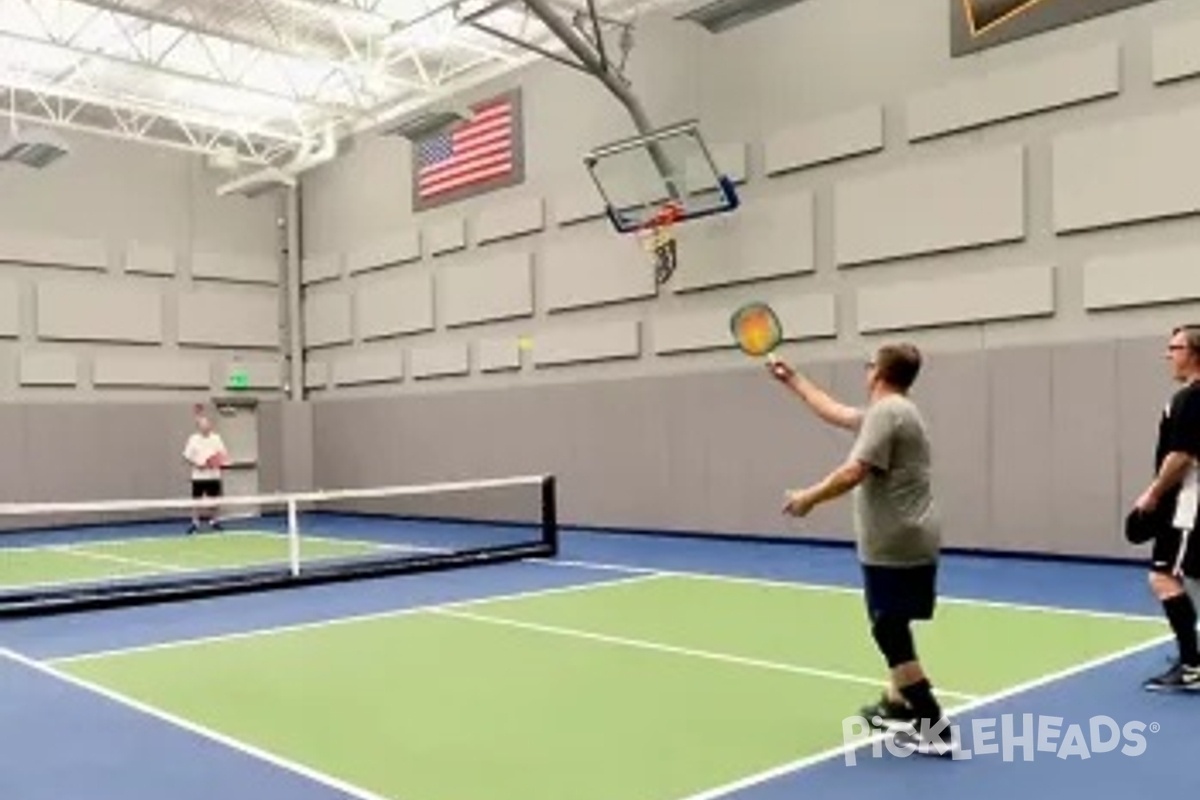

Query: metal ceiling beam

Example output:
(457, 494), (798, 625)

(0, 0), (678, 171)
(1, 70), (309, 145)
(272, 0), (393, 32)
(0, 27), (352, 117)
(43, 0), (438, 105)
(66, 0), (371, 66)
(1, 84), (291, 164)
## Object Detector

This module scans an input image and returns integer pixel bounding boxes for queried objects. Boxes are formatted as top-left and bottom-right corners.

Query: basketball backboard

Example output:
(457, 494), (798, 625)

(583, 119), (740, 233)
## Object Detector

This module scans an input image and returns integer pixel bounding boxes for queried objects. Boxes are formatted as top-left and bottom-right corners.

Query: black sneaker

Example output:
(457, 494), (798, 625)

(860, 695), (918, 730)
(893, 720), (959, 758)
(1144, 660), (1200, 692)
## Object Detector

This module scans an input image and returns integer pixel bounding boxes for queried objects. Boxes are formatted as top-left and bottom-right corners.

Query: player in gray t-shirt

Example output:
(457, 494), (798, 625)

(850, 393), (941, 567)
(768, 342), (954, 756)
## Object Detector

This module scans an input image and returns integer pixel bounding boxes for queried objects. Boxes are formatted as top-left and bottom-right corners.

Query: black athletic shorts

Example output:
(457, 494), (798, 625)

(1151, 527), (1199, 578)
(862, 562), (938, 622)
(191, 479), (223, 499)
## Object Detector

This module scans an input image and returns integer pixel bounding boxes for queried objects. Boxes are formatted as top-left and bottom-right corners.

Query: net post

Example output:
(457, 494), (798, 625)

(541, 475), (558, 556)
(287, 497), (300, 577)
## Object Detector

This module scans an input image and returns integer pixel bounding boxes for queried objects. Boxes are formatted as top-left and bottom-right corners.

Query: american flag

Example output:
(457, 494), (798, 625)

(414, 94), (517, 203)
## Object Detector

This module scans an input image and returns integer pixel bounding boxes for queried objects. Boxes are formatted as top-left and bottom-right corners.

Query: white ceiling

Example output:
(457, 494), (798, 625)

(0, 0), (663, 167)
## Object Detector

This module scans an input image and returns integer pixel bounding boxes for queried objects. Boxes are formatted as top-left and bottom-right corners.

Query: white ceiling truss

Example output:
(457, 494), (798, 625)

(0, 0), (668, 169)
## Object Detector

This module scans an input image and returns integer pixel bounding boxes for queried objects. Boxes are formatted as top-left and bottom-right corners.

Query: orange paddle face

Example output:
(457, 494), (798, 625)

(731, 303), (782, 357)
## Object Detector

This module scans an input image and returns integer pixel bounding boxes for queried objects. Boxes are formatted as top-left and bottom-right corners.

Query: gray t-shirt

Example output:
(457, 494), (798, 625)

(848, 393), (940, 566)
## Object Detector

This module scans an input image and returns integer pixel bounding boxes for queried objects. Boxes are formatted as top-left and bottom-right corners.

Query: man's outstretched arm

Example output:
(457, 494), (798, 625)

(767, 357), (863, 431)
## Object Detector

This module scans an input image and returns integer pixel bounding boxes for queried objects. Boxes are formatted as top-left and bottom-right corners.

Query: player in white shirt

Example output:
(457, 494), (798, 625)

(183, 414), (228, 534)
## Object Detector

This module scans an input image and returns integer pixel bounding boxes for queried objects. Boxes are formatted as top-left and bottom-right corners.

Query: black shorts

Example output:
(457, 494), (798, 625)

(191, 479), (223, 499)
(862, 562), (938, 622)
(1151, 527), (1199, 578)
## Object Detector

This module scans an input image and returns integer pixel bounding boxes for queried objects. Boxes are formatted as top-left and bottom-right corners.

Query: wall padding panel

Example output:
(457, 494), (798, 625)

(37, 280), (163, 344)
(1083, 244), (1200, 311)
(0, 230), (106, 270)
(988, 347), (1054, 552)
(533, 320), (640, 367)
(19, 353), (77, 386)
(857, 264), (1055, 333)
(126, 242), (176, 276)
(93, 354), (211, 388)
(302, 253), (341, 285)
(347, 229), (420, 274)
(333, 351), (405, 386)
(477, 338), (521, 373)
(442, 252), (534, 328)
(543, 229), (653, 312)
(655, 293), (836, 355)
(674, 190), (816, 292)
(303, 289), (352, 348)
(411, 343), (470, 379)
(476, 197), (545, 244)
(192, 251), (278, 284)
(907, 44), (1120, 141)
(1152, 16), (1200, 84)
(178, 289), (280, 348)
(835, 145), (1025, 266)
(1052, 105), (1200, 233)
(356, 272), (434, 340)
(764, 105), (884, 175)
(305, 361), (329, 389)
(426, 218), (466, 256)
(0, 279), (17, 337)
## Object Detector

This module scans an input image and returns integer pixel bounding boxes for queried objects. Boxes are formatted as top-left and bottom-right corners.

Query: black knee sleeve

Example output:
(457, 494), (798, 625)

(871, 615), (916, 668)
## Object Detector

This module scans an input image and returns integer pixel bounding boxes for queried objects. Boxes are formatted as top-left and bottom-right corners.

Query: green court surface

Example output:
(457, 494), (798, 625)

(51, 573), (1168, 800)
(1, 532), (385, 591)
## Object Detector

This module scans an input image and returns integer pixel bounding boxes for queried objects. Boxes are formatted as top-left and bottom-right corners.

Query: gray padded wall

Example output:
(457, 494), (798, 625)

(0, 400), (214, 531)
(0, 132), (288, 505)
(311, 337), (1177, 559)
(0, 134), (286, 402)
(300, 0), (1200, 558)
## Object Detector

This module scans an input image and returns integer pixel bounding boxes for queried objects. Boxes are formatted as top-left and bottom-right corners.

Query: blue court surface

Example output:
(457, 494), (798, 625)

(2, 518), (1197, 800)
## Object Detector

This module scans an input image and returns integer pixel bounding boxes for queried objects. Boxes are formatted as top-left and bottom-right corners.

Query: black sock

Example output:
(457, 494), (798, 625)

(1163, 594), (1199, 666)
(898, 678), (943, 727)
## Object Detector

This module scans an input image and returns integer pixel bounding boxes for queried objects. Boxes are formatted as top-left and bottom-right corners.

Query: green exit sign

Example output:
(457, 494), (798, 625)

(227, 369), (250, 390)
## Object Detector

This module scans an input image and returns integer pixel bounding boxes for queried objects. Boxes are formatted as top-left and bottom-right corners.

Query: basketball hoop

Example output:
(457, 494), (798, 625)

(637, 201), (683, 285)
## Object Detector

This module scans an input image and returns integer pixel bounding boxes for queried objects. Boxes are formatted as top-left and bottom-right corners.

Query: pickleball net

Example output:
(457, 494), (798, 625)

(0, 473), (557, 616)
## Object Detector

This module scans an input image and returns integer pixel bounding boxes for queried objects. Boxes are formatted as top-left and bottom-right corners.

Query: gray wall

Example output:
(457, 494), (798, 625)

(297, 0), (1200, 397)
(309, 336), (1177, 560)
(294, 0), (1200, 559)
(0, 400), (224, 532)
(0, 133), (287, 401)
(0, 129), (296, 508)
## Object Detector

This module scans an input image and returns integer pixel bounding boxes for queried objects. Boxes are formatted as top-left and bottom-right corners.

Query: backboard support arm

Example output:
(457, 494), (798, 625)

(459, 0), (683, 202)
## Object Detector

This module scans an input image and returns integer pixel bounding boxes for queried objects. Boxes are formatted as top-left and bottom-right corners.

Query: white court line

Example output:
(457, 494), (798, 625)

(434, 607), (979, 701)
(0, 646), (391, 800)
(672, 631), (1174, 800)
(56, 546), (189, 573)
(539, 556), (1166, 625)
(3, 537), (179, 555)
(48, 572), (664, 664)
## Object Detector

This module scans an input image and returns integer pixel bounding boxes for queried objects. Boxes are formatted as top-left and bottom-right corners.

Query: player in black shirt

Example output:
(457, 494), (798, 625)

(1135, 325), (1200, 691)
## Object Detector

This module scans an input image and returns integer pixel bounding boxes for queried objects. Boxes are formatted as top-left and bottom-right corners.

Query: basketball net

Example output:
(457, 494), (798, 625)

(637, 201), (683, 285)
